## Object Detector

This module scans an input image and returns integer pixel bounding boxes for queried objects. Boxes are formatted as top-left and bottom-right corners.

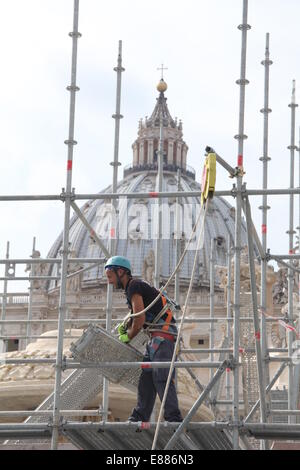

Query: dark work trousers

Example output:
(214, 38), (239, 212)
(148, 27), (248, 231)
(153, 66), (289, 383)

(129, 336), (183, 422)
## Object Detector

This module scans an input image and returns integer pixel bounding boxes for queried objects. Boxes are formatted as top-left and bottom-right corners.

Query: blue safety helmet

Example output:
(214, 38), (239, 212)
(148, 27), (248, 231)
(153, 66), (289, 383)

(105, 256), (132, 274)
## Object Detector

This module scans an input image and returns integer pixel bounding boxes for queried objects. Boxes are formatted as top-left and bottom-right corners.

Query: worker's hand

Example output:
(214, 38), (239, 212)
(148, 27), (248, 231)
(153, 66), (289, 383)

(119, 333), (130, 343)
(118, 323), (127, 335)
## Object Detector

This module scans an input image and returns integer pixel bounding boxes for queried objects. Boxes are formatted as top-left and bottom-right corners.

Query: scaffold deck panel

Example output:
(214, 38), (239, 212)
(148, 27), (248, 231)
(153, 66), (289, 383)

(24, 325), (147, 426)
(70, 324), (148, 391)
(270, 389), (289, 424)
(25, 368), (104, 424)
(62, 424), (235, 450)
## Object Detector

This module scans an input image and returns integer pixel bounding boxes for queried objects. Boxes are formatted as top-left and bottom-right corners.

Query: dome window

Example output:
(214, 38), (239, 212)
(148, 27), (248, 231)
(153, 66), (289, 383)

(216, 236), (225, 247)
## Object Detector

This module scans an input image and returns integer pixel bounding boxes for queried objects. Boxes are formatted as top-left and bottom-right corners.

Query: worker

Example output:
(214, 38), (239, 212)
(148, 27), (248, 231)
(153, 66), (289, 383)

(105, 255), (183, 423)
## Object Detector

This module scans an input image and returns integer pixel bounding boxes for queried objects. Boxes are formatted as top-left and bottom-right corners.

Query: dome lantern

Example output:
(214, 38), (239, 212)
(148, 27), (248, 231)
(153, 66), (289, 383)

(128, 77), (190, 179)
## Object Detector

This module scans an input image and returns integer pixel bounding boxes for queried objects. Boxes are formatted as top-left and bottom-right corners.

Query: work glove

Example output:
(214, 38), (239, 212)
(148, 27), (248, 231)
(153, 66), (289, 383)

(117, 323), (127, 336)
(117, 322), (130, 343)
(119, 332), (130, 343)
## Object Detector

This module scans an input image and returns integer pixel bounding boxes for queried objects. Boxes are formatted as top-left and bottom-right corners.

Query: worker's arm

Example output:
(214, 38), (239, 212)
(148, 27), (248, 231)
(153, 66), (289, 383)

(127, 293), (146, 340)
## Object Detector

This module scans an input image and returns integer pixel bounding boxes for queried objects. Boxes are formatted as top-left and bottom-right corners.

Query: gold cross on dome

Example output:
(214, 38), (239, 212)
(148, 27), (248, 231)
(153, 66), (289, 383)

(157, 63), (168, 80)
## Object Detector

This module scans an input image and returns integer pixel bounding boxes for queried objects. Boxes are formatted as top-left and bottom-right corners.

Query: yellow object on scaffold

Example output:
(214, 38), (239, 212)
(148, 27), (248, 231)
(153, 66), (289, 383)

(201, 153), (216, 206)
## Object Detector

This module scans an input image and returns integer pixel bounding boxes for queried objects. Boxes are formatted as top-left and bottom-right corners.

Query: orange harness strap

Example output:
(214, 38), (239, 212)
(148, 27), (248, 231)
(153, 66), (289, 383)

(161, 296), (173, 332)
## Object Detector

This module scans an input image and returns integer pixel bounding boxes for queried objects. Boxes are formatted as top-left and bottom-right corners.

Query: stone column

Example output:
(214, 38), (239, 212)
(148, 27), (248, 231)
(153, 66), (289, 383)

(168, 140), (174, 165)
(176, 142), (182, 167)
(148, 139), (154, 164)
(182, 144), (188, 169)
(133, 142), (138, 166)
(140, 141), (145, 165)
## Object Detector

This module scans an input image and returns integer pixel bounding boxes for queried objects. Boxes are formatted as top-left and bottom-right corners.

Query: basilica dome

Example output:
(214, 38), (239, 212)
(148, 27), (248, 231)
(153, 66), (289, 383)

(47, 84), (250, 289)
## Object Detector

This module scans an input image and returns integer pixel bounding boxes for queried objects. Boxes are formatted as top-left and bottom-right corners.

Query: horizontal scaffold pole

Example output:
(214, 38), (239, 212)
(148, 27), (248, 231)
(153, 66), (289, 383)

(1, 358), (228, 368)
(0, 410), (109, 417)
(0, 258), (105, 264)
(0, 317), (286, 325)
(0, 276), (60, 281)
(269, 253), (300, 260)
(2, 187), (300, 202)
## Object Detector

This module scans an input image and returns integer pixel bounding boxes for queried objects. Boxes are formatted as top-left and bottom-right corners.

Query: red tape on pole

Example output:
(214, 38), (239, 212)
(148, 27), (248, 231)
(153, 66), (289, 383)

(140, 422), (151, 429)
(141, 364), (151, 369)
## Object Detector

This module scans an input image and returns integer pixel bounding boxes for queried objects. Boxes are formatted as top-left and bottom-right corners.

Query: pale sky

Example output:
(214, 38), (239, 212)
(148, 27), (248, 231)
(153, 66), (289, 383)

(0, 0), (300, 292)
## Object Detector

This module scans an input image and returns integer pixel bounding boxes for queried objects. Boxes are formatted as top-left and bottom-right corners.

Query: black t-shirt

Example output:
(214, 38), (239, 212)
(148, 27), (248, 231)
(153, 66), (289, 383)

(125, 279), (164, 325)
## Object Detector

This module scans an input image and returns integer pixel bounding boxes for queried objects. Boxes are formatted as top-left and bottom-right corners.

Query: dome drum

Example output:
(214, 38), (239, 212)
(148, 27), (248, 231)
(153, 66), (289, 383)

(123, 162), (196, 180)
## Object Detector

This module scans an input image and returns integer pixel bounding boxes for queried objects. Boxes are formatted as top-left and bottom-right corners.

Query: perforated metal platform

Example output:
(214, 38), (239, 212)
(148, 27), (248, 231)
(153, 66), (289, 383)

(24, 325), (148, 425)
(70, 324), (148, 391)
(22, 368), (103, 425)
(62, 422), (235, 450)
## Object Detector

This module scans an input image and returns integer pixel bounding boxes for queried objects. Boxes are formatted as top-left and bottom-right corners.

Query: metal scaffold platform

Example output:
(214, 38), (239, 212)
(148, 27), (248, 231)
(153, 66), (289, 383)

(62, 422), (235, 451)
(70, 324), (147, 390)
(22, 325), (146, 426)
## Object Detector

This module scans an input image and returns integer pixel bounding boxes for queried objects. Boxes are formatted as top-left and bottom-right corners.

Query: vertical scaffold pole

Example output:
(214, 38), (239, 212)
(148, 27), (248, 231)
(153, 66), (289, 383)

(293, 129), (300, 410)
(51, 0), (80, 450)
(174, 169), (181, 390)
(244, 195), (268, 430)
(232, 0), (250, 449)
(298, 127), (300, 336)
(154, 112), (164, 289)
(226, 236), (232, 420)
(287, 81), (298, 420)
(175, 169), (181, 306)
(259, 33), (272, 434)
(26, 237), (36, 346)
(103, 40), (124, 419)
(299, 127), (300, 316)
(209, 238), (216, 388)
(0, 242), (9, 353)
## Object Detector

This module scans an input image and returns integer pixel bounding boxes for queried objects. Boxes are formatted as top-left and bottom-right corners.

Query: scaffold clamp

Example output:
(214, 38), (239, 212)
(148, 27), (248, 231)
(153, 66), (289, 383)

(201, 152), (216, 206)
(62, 355), (67, 371)
(226, 355), (237, 370)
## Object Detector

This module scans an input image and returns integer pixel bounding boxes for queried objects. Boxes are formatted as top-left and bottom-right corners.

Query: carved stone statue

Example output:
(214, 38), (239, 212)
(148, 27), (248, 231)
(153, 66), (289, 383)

(216, 250), (277, 316)
(271, 322), (288, 348)
(25, 250), (47, 291)
(216, 266), (228, 290)
(142, 250), (155, 284)
(272, 267), (288, 305)
(216, 246), (261, 293)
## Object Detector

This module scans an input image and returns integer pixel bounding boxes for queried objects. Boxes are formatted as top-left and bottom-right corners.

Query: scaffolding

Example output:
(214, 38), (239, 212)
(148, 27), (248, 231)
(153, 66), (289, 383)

(1, 0), (300, 451)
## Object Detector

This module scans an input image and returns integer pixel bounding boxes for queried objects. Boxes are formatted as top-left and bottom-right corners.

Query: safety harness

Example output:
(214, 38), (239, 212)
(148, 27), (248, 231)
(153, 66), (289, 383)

(138, 291), (179, 340)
